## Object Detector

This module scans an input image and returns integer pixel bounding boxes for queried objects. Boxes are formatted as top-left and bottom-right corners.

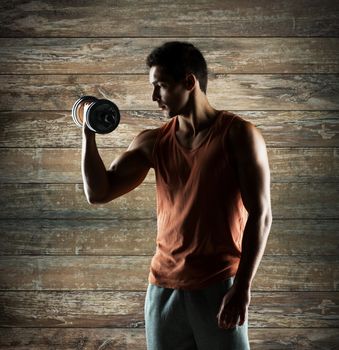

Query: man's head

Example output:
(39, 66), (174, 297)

(146, 41), (208, 94)
(146, 41), (208, 117)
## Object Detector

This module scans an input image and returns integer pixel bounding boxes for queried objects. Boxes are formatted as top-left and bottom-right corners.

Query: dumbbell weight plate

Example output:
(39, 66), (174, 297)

(85, 99), (120, 134)
(71, 96), (98, 127)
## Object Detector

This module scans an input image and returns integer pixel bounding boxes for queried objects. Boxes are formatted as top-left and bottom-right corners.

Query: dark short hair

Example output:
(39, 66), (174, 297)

(146, 41), (208, 94)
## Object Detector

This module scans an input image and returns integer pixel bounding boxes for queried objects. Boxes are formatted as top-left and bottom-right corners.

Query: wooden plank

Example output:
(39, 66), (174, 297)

(0, 328), (338, 350)
(267, 148), (339, 182)
(0, 219), (338, 256)
(266, 220), (339, 256)
(0, 255), (337, 291)
(0, 219), (158, 256)
(0, 0), (338, 37)
(250, 292), (339, 328)
(0, 328), (146, 350)
(0, 183), (157, 220)
(1, 74), (339, 111)
(0, 147), (338, 183)
(0, 183), (337, 219)
(0, 291), (338, 327)
(1, 38), (339, 74)
(1, 110), (337, 148)
(248, 329), (339, 349)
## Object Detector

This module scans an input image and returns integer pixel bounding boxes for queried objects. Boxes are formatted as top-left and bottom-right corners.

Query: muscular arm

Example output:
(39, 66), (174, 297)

(81, 121), (155, 204)
(230, 119), (272, 290)
(217, 118), (272, 329)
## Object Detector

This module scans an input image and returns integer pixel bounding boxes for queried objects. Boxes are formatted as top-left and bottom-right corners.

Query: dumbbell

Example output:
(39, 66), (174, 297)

(71, 96), (120, 134)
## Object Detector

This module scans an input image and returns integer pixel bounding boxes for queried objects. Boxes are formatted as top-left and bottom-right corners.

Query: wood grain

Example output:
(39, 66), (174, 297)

(1, 38), (338, 74)
(0, 255), (337, 291)
(0, 147), (338, 183)
(0, 183), (337, 219)
(0, 328), (337, 350)
(0, 219), (337, 256)
(1, 74), (339, 111)
(0, 110), (338, 148)
(0, 219), (157, 256)
(0, 0), (338, 37)
(0, 183), (157, 220)
(0, 291), (338, 327)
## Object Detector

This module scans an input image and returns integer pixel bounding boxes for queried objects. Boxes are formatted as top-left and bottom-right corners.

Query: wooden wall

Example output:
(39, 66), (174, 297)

(0, 1), (338, 349)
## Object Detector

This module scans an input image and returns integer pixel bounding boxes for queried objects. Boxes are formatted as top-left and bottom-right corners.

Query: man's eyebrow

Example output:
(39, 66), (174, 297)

(150, 80), (166, 85)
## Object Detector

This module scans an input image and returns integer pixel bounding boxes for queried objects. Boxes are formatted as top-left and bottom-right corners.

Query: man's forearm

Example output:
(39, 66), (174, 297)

(233, 210), (272, 290)
(81, 132), (110, 203)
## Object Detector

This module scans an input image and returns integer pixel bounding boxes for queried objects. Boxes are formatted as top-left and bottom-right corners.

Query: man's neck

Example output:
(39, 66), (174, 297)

(176, 103), (220, 137)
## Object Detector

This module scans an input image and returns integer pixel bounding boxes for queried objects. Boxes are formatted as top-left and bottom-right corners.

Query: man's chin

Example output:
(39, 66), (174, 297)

(162, 109), (171, 118)
(160, 106), (176, 118)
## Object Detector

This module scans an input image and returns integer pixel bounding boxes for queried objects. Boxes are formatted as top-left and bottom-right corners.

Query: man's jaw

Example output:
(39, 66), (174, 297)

(158, 104), (174, 118)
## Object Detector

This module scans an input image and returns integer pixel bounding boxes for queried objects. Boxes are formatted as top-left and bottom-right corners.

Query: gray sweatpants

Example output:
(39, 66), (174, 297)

(144, 276), (250, 350)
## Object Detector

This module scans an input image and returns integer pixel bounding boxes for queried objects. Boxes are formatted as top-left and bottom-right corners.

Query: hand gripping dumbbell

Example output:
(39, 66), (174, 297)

(71, 96), (120, 134)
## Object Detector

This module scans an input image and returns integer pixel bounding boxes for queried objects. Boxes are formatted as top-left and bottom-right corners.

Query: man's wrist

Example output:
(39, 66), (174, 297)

(233, 276), (252, 290)
(82, 124), (96, 138)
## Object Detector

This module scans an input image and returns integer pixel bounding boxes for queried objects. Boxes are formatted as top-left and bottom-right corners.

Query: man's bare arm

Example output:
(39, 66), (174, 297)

(216, 118), (272, 329)
(230, 119), (273, 289)
(81, 121), (155, 204)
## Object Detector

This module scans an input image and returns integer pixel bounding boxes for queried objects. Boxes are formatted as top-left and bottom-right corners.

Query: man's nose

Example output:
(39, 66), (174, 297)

(152, 87), (160, 102)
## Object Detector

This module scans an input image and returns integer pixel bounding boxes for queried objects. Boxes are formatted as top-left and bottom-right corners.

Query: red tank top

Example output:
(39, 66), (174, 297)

(148, 111), (248, 290)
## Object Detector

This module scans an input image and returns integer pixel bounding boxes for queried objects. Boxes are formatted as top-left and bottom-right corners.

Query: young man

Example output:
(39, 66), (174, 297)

(81, 41), (272, 350)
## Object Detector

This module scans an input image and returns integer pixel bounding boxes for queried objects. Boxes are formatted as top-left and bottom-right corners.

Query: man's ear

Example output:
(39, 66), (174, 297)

(184, 73), (196, 91)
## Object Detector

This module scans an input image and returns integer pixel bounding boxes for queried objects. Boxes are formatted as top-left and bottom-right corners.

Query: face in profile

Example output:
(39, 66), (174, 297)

(149, 65), (190, 118)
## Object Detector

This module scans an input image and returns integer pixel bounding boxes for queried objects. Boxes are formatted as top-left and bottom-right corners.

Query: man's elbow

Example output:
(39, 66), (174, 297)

(87, 197), (102, 205)
(261, 205), (272, 235)
(86, 195), (102, 205)
(264, 207), (273, 231)
(85, 191), (111, 205)
(248, 205), (272, 235)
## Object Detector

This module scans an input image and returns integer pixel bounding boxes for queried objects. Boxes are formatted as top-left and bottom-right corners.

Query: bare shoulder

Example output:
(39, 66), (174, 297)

(228, 115), (265, 151)
(127, 127), (161, 168)
(128, 127), (160, 152)
(226, 114), (268, 169)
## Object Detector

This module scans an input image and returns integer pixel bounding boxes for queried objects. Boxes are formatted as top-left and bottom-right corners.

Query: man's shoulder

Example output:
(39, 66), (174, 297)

(134, 126), (162, 146)
(128, 127), (163, 168)
(226, 113), (265, 153)
(226, 113), (257, 138)
(129, 127), (161, 150)
(135, 117), (174, 145)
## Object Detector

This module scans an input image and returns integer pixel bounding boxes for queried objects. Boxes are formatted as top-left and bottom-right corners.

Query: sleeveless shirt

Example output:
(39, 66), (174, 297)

(148, 111), (248, 290)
